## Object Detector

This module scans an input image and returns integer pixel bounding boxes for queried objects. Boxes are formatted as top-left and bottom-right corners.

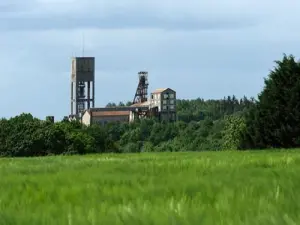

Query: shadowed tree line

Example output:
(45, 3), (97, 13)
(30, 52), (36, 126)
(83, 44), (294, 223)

(0, 54), (299, 157)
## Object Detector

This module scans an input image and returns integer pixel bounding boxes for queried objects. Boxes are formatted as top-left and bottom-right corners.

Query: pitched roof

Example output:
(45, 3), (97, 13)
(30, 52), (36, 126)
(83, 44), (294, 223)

(131, 101), (150, 107)
(91, 111), (130, 117)
(151, 88), (177, 94)
(151, 88), (168, 94)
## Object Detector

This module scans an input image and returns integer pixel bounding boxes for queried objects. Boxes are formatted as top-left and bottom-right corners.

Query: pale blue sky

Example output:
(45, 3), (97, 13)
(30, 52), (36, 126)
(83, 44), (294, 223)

(1, 0), (299, 120)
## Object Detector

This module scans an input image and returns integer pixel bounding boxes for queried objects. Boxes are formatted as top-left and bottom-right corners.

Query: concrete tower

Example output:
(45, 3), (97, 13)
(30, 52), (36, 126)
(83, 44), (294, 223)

(70, 57), (95, 118)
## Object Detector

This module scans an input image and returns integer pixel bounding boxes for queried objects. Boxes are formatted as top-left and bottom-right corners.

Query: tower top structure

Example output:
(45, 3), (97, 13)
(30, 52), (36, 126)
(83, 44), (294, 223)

(70, 57), (95, 117)
(133, 71), (149, 104)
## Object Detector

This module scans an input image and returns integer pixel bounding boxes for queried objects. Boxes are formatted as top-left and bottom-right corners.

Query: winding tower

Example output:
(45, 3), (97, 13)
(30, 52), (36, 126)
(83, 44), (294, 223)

(132, 71), (149, 104)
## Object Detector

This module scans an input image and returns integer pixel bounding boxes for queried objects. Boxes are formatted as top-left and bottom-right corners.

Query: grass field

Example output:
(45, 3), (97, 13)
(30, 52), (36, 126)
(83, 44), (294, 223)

(1, 151), (300, 224)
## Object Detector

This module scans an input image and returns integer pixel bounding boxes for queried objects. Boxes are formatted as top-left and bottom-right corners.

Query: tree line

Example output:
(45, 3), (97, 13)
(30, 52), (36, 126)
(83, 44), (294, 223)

(0, 54), (299, 157)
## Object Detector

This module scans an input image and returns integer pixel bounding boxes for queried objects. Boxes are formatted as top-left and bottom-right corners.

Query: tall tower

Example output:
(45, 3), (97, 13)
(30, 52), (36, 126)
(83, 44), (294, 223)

(70, 57), (95, 117)
(133, 71), (149, 104)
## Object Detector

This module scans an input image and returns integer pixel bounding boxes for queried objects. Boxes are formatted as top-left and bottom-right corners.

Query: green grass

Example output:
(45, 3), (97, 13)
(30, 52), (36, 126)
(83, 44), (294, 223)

(1, 151), (300, 224)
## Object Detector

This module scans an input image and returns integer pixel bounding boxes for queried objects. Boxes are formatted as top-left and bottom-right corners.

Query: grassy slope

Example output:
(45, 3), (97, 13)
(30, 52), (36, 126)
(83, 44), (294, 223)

(0, 151), (300, 225)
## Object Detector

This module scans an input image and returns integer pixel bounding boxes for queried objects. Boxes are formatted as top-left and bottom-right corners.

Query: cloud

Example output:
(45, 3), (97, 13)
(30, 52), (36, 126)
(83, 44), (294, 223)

(0, 0), (281, 31)
(0, 14), (260, 31)
(1, 0), (300, 119)
(0, 0), (35, 14)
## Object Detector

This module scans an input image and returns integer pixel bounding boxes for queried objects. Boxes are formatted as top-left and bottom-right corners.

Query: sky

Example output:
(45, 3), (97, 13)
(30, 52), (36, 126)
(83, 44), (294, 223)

(1, 0), (300, 120)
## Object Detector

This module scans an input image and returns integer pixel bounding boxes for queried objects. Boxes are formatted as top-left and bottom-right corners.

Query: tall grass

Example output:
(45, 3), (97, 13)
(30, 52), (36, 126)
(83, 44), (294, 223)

(0, 151), (300, 224)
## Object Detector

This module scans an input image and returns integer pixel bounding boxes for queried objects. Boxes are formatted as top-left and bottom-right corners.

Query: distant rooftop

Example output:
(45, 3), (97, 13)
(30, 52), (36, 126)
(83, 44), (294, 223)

(151, 88), (168, 94)
(91, 111), (130, 117)
(72, 56), (95, 59)
(151, 88), (176, 94)
(131, 101), (150, 107)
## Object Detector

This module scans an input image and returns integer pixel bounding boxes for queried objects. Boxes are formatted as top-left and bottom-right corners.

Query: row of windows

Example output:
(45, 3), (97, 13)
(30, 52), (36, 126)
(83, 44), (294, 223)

(163, 100), (175, 105)
(151, 93), (175, 100)
(163, 93), (175, 99)
(162, 105), (175, 110)
(151, 99), (175, 105)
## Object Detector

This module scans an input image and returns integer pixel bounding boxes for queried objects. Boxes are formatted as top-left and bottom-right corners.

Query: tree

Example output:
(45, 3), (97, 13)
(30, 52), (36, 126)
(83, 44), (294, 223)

(118, 102), (125, 106)
(0, 90), (259, 157)
(222, 114), (246, 150)
(242, 54), (300, 148)
(106, 102), (116, 107)
(85, 125), (107, 153)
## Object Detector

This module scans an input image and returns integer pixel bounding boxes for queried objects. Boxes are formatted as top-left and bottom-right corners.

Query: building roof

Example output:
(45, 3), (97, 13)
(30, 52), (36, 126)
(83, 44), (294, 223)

(131, 101), (150, 107)
(83, 105), (150, 117)
(72, 56), (95, 60)
(151, 88), (168, 94)
(88, 107), (132, 112)
(151, 88), (176, 94)
(91, 111), (130, 117)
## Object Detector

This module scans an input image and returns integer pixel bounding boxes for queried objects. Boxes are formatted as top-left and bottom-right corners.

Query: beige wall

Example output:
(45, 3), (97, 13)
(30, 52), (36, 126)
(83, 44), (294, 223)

(81, 110), (130, 126)
(91, 115), (129, 125)
(129, 111), (136, 122)
(82, 111), (91, 126)
(150, 93), (161, 111)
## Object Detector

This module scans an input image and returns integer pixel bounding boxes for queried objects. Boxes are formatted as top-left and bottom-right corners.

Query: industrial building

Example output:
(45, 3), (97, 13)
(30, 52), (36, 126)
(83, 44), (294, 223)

(68, 57), (177, 125)
(70, 57), (95, 118)
(82, 108), (130, 126)
(150, 88), (177, 121)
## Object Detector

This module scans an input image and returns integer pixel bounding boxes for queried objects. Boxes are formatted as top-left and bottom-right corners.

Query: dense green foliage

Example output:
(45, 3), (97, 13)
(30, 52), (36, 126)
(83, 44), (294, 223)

(0, 96), (255, 156)
(0, 54), (299, 156)
(0, 151), (300, 224)
(241, 54), (300, 149)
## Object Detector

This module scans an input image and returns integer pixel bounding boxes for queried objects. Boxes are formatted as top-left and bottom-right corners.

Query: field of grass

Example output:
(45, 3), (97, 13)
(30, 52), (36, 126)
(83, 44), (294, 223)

(1, 151), (300, 224)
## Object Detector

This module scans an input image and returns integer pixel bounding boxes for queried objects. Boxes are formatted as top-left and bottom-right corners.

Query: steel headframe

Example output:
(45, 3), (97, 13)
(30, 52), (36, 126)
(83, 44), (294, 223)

(133, 71), (149, 104)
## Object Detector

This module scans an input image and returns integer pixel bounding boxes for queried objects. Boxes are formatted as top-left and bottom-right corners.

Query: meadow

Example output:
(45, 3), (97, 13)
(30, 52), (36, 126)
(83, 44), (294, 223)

(0, 151), (300, 225)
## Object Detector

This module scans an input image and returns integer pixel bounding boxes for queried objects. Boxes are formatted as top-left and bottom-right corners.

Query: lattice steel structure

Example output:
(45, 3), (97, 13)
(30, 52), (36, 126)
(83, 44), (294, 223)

(132, 71), (149, 104)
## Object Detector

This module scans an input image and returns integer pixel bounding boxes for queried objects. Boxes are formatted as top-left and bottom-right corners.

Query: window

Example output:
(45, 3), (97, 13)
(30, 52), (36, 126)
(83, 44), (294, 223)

(164, 93), (169, 99)
(169, 93), (174, 99)
(170, 100), (174, 104)
(163, 105), (167, 110)
(163, 100), (167, 104)
(170, 105), (174, 110)
(151, 94), (154, 99)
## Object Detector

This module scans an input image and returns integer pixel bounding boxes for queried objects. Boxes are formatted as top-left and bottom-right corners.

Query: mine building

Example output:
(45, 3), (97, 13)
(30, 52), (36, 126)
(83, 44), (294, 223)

(68, 57), (177, 125)
(150, 88), (177, 122)
(82, 108), (130, 126)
